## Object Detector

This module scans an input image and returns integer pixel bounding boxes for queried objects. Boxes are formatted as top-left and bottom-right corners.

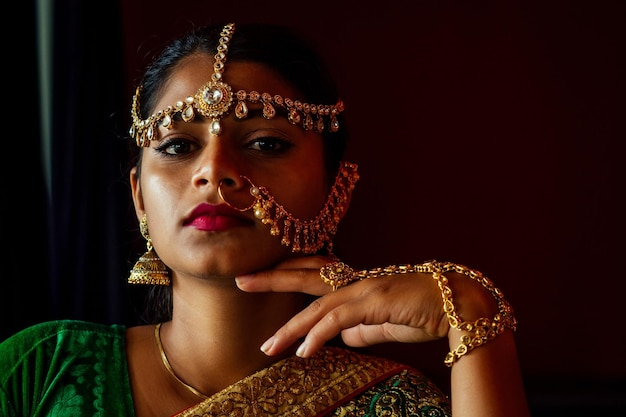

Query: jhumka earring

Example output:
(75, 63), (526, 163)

(128, 214), (170, 285)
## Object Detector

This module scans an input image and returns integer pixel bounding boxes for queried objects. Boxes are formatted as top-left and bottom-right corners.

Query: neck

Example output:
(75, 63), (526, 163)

(160, 278), (306, 396)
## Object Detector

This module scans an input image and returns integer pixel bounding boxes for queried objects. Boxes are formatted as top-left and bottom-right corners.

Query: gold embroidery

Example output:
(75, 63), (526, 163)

(333, 370), (452, 416)
(174, 347), (410, 417)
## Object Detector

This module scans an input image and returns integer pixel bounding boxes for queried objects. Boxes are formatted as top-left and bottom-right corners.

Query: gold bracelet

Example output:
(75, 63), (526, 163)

(425, 261), (517, 367)
(320, 260), (517, 367)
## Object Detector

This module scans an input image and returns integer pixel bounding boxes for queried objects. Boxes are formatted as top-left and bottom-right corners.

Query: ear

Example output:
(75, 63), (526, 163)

(130, 166), (145, 221)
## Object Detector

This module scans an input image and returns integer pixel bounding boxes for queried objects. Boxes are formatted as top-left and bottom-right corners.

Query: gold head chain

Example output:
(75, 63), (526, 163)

(129, 23), (345, 147)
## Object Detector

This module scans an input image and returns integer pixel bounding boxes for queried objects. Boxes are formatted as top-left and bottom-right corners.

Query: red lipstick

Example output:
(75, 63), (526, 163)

(184, 203), (252, 231)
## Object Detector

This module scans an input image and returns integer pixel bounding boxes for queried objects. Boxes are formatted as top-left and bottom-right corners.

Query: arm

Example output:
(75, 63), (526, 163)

(450, 330), (529, 416)
(443, 268), (530, 416)
(235, 257), (530, 417)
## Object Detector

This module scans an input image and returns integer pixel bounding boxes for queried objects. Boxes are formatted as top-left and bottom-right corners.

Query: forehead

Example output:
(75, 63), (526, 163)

(153, 54), (301, 112)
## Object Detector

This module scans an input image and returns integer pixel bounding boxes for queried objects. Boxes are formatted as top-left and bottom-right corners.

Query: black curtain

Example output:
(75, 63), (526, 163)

(2, 0), (137, 341)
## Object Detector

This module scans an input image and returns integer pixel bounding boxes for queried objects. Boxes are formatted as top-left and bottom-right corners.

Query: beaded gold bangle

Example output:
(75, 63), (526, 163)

(320, 260), (517, 367)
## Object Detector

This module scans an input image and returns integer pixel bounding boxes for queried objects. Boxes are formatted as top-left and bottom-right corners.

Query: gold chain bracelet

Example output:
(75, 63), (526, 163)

(343, 260), (517, 367)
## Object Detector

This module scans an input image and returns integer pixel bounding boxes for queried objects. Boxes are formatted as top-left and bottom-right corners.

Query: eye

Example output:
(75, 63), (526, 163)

(247, 136), (292, 153)
(154, 138), (198, 156)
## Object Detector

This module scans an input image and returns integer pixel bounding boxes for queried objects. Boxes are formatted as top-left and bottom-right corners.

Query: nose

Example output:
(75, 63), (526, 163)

(191, 138), (246, 196)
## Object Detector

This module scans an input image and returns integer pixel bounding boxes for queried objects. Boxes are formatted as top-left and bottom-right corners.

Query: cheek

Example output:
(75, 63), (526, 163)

(273, 164), (330, 221)
(140, 173), (182, 232)
(287, 147), (331, 219)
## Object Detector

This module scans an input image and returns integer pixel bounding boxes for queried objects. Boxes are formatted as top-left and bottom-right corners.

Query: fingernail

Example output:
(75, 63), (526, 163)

(235, 275), (252, 286)
(296, 341), (308, 358)
(260, 336), (275, 354)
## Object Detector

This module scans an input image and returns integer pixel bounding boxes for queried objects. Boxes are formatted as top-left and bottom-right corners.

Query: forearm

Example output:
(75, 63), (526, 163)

(239, 257), (532, 416)
(443, 267), (530, 416)
(449, 330), (530, 417)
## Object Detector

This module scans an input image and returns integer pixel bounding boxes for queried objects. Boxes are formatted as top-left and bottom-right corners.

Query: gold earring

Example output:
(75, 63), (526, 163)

(128, 214), (170, 285)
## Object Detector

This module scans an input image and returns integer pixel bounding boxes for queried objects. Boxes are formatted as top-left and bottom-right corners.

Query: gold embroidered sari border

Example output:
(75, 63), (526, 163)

(174, 346), (407, 417)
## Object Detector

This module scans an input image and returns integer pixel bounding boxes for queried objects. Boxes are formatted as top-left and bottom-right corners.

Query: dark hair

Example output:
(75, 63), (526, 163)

(133, 22), (348, 173)
(131, 23), (348, 323)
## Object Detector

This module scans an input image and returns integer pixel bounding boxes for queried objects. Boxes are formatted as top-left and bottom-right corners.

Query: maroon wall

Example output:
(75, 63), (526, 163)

(120, 0), (625, 404)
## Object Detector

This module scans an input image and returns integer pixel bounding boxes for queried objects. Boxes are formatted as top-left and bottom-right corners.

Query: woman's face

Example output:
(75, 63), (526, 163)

(131, 54), (330, 280)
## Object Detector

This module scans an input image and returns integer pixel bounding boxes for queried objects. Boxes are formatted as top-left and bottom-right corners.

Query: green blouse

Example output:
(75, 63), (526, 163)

(0, 320), (134, 416)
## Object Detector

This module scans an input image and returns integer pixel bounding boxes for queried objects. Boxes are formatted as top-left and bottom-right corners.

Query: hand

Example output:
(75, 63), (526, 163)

(235, 256), (450, 357)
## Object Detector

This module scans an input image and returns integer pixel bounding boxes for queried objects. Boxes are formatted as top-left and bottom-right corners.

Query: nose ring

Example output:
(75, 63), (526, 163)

(217, 176), (260, 212)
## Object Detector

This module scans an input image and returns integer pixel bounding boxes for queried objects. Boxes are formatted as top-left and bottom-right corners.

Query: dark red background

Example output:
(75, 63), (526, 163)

(122, 0), (624, 380)
(118, 0), (625, 405)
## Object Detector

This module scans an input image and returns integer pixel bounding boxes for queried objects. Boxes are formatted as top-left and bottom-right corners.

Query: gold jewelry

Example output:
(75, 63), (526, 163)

(320, 261), (358, 291)
(218, 161), (359, 254)
(128, 215), (170, 285)
(130, 23), (344, 147)
(318, 260), (517, 367)
(155, 323), (209, 399)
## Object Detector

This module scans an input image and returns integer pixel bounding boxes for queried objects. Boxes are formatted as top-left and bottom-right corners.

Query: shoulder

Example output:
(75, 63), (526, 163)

(0, 320), (126, 375)
(0, 320), (133, 416)
(1, 320), (125, 352)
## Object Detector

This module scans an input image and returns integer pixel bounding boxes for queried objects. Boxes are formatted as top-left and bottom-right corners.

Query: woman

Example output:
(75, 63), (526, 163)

(0, 22), (529, 416)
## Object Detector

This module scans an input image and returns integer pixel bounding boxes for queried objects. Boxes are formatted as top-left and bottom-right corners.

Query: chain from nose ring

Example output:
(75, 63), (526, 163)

(217, 175), (260, 212)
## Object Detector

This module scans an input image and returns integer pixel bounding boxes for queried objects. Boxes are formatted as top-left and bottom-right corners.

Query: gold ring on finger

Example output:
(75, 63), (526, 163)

(319, 261), (358, 291)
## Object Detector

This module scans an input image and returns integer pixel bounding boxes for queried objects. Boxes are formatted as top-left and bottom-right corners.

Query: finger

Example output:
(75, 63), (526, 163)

(263, 281), (391, 356)
(261, 297), (347, 356)
(235, 256), (334, 295)
(340, 323), (440, 347)
(294, 297), (389, 357)
(236, 267), (330, 295)
(264, 275), (446, 356)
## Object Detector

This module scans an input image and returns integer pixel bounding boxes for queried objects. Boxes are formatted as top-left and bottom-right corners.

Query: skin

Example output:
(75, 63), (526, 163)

(127, 54), (331, 415)
(126, 53), (530, 417)
(240, 259), (531, 416)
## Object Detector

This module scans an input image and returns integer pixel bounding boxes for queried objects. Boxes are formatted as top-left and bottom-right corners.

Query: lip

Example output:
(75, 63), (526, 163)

(183, 203), (253, 231)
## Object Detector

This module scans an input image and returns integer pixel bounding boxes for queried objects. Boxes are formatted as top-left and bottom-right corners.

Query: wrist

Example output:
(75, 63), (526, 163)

(425, 261), (517, 367)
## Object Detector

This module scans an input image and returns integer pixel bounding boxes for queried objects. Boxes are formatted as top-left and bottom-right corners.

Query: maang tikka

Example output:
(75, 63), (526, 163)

(129, 22), (357, 255)
(129, 22), (345, 147)
(128, 214), (170, 285)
